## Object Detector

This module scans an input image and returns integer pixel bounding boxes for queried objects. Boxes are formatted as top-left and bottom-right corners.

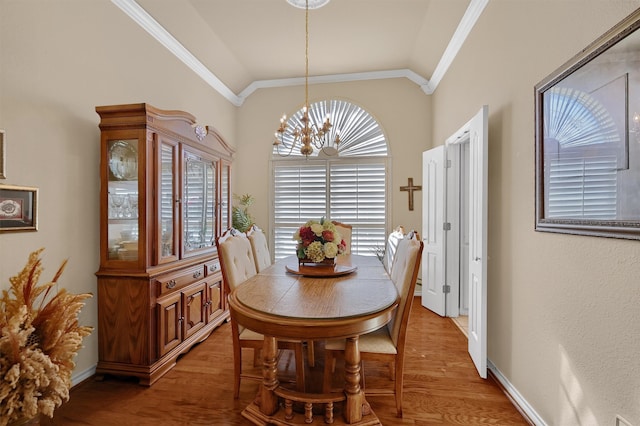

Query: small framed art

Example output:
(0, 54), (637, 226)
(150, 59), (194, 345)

(0, 184), (38, 232)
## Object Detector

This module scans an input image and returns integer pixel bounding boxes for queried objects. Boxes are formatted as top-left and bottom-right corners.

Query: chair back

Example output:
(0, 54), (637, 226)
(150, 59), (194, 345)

(216, 228), (258, 293)
(387, 234), (423, 348)
(384, 226), (405, 273)
(247, 224), (271, 272)
(332, 221), (352, 254)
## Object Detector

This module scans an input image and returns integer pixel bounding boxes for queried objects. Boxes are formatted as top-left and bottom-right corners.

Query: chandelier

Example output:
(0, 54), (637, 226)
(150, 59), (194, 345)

(274, 0), (339, 157)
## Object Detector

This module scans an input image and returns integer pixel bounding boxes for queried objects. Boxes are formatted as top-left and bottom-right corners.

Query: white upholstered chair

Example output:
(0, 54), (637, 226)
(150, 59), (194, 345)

(331, 221), (352, 254)
(383, 226), (405, 273)
(216, 229), (305, 398)
(322, 233), (424, 417)
(246, 224), (271, 273)
(245, 224), (317, 367)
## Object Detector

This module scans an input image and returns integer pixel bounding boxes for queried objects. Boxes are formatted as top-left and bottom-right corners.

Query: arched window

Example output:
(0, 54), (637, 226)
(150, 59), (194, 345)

(543, 87), (620, 219)
(271, 99), (389, 259)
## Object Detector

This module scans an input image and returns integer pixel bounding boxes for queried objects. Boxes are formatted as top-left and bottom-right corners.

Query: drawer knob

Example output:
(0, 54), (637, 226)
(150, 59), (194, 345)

(209, 264), (218, 272)
(193, 271), (202, 279)
(166, 279), (176, 289)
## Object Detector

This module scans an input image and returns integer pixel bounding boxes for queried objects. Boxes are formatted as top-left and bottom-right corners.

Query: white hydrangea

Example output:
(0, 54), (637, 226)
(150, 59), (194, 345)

(310, 223), (324, 236)
(323, 242), (339, 258)
(305, 241), (325, 262)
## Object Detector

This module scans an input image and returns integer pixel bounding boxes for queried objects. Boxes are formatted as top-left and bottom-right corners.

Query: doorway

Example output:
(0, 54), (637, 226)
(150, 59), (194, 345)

(421, 106), (488, 378)
(449, 141), (470, 337)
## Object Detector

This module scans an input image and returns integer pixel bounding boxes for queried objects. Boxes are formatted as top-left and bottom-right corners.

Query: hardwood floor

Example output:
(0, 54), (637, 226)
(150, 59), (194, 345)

(42, 298), (529, 425)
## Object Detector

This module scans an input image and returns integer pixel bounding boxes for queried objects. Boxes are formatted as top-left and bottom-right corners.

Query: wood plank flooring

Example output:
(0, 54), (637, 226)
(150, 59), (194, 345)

(42, 298), (529, 425)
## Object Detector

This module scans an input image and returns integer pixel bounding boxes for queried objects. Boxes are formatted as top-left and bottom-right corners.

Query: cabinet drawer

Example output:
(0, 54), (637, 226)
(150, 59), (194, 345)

(204, 260), (221, 276)
(156, 264), (205, 296)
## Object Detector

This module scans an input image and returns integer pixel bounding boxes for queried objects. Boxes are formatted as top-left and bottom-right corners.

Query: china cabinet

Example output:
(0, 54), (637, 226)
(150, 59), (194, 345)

(95, 103), (234, 385)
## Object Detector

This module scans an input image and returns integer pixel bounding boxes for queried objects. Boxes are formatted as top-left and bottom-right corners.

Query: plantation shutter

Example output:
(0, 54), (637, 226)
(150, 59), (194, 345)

(272, 160), (387, 259)
(273, 163), (327, 259)
(547, 155), (617, 219)
(329, 161), (387, 255)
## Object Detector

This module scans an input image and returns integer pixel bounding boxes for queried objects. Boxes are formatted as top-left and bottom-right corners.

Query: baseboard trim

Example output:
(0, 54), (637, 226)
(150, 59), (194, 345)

(72, 365), (97, 387)
(488, 360), (547, 426)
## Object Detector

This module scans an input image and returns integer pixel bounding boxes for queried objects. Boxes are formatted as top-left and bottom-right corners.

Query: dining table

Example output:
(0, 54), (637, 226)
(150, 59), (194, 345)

(227, 254), (399, 426)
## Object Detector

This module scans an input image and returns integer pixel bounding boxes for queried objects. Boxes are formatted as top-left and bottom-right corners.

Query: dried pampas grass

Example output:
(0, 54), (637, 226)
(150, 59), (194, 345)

(0, 248), (92, 425)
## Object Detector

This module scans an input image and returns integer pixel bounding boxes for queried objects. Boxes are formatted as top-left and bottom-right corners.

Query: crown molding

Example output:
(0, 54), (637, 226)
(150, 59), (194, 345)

(237, 69), (430, 102)
(112, 0), (488, 106)
(110, 0), (243, 106)
(423, 0), (489, 94)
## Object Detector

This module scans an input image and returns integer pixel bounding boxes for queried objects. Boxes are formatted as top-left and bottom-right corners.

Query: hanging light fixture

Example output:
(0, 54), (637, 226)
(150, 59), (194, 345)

(274, 0), (339, 157)
(286, 0), (330, 9)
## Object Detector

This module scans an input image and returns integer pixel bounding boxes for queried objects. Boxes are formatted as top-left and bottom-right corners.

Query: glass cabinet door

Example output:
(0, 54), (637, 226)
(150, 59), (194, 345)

(220, 162), (231, 233)
(107, 139), (139, 262)
(183, 150), (217, 256)
(158, 139), (179, 264)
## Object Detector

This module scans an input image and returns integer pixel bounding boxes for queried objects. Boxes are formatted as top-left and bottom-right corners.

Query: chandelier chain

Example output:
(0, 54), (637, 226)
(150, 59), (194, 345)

(273, 0), (339, 157)
(305, 0), (309, 109)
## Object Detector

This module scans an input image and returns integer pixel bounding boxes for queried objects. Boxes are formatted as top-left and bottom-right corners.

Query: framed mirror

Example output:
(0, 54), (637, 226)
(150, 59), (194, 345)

(535, 8), (640, 239)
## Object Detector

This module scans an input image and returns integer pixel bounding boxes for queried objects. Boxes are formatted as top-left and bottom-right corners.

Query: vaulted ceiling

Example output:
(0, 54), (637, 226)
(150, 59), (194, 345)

(114, 0), (487, 105)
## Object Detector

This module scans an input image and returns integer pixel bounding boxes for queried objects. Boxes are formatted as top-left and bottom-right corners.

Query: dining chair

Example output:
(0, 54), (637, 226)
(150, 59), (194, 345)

(331, 221), (352, 254)
(246, 223), (316, 366)
(216, 228), (306, 398)
(383, 225), (405, 273)
(246, 224), (271, 273)
(322, 233), (424, 417)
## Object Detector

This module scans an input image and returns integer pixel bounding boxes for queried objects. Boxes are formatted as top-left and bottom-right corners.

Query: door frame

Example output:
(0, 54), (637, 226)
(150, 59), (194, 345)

(421, 106), (488, 379)
(445, 141), (462, 318)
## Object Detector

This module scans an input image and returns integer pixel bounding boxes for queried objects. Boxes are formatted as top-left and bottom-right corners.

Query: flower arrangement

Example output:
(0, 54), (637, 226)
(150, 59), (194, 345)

(294, 218), (346, 263)
(0, 248), (92, 425)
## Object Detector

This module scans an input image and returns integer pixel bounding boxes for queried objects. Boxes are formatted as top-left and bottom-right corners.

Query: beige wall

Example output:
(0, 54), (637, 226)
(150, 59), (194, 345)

(432, 1), (640, 424)
(0, 0), (236, 376)
(234, 78), (431, 236)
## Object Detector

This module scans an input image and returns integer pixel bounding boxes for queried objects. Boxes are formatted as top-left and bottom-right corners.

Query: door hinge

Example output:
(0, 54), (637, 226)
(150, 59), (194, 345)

(445, 159), (452, 168)
(443, 222), (451, 231)
(442, 285), (451, 294)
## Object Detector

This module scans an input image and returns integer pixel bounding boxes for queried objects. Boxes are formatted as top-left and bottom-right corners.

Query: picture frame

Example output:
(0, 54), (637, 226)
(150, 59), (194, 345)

(0, 129), (5, 179)
(0, 184), (38, 232)
(535, 8), (640, 240)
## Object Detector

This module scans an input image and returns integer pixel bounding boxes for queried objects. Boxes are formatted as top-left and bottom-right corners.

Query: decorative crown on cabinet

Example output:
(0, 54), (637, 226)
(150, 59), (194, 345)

(95, 103), (234, 385)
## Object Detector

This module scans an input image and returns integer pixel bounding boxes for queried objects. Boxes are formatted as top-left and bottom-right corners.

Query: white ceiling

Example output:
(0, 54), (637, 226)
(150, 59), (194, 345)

(115, 0), (487, 105)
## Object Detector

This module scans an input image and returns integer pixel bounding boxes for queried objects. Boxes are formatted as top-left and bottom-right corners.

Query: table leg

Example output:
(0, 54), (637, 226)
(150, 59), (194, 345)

(259, 335), (279, 416)
(343, 336), (364, 423)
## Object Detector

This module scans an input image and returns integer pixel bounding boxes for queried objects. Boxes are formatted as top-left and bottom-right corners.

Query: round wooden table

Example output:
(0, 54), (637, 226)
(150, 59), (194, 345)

(228, 254), (398, 425)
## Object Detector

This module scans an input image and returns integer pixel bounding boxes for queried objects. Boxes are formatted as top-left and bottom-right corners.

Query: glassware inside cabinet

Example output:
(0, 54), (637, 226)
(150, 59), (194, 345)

(107, 139), (139, 262)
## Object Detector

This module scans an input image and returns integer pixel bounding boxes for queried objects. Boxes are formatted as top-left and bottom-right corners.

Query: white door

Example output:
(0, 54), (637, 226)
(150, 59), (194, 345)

(465, 105), (488, 379)
(421, 146), (446, 316)
(422, 106), (489, 379)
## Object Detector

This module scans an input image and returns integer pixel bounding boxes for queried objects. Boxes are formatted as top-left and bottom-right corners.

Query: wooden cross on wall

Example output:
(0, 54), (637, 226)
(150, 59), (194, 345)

(400, 177), (422, 211)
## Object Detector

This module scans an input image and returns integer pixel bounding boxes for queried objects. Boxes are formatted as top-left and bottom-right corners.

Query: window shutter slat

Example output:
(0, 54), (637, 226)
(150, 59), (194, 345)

(547, 155), (617, 219)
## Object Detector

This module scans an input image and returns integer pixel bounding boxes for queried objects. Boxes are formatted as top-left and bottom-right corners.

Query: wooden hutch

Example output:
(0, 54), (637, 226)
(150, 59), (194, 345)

(95, 103), (234, 385)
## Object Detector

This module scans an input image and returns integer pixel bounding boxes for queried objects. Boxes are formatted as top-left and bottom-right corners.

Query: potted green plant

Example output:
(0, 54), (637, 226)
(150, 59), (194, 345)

(232, 193), (255, 233)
